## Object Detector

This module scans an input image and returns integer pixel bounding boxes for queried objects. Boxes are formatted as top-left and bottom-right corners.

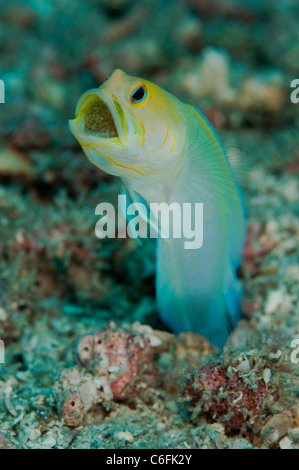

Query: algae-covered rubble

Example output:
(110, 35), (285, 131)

(0, 0), (299, 449)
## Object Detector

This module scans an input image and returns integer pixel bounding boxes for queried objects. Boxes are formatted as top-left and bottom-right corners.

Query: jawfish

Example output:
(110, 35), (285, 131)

(69, 69), (246, 347)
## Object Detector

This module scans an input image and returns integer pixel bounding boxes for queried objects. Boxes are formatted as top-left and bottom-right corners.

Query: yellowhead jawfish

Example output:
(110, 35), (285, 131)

(69, 69), (246, 347)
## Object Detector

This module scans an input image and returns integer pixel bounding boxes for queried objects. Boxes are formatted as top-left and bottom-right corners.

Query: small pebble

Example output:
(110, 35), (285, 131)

(265, 289), (284, 315)
(237, 357), (250, 374)
(261, 414), (292, 446)
(41, 435), (56, 449)
(29, 428), (41, 441)
(263, 368), (271, 385)
(0, 307), (8, 321)
(115, 431), (134, 443)
(279, 436), (293, 449)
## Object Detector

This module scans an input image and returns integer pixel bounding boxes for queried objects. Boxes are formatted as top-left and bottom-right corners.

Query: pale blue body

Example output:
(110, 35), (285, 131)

(122, 105), (246, 348)
(155, 106), (246, 347)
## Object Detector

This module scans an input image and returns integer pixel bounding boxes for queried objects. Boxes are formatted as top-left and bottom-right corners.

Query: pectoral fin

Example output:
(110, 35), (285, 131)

(121, 185), (163, 241)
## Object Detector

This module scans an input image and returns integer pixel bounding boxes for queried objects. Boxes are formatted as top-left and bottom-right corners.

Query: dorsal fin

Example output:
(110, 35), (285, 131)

(223, 140), (248, 188)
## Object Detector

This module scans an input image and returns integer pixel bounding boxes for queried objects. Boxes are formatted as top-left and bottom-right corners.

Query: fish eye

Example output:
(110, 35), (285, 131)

(102, 72), (112, 83)
(130, 83), (147, 105)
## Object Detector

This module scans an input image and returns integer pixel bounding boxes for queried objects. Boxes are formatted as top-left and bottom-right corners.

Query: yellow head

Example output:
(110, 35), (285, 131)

(69, 69), (186, 182)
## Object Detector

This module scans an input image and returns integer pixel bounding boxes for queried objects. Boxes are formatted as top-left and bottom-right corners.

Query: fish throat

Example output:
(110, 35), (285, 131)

(81, 96), (118, 138)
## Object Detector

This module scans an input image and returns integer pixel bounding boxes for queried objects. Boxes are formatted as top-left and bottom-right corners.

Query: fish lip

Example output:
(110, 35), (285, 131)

(69, 87), (128, 150)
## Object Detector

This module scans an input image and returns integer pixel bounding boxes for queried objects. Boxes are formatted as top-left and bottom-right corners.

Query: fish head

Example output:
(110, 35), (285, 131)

(69, 69), (185, 181)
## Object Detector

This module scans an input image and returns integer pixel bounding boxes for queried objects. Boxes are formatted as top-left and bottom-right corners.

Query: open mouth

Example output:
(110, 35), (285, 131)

(69, 88), (144, 176)
(76, 94), (119, 138)
(69, 88), (131, 152)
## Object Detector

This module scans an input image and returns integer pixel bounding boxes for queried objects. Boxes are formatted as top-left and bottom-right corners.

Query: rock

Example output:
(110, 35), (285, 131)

(279, 436), (293, 449)
(265, 289), (285, 315)
(185, 362), (271, 434)
(0, 147), (35, 180)
(181, 48), (236, 103)
(53, 367), (110, 427)
(115, 431), (134, 443)
(238, 73), (286, 112)
(0, 433), (16, 449)
(76, 328), (159, 402)
(261, 413), (293, 447)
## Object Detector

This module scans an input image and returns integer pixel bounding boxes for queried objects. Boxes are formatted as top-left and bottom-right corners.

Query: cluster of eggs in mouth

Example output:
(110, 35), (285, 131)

(84, 98), (118, 136)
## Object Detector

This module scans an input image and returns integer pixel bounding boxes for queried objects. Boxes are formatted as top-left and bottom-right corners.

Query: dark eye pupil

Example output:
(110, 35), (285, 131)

(103, 72), (112, 83)
(132, 87), (145, 101)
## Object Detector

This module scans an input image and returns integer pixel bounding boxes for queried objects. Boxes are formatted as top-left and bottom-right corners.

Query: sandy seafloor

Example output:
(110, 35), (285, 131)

(0, 0), (298, 449)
